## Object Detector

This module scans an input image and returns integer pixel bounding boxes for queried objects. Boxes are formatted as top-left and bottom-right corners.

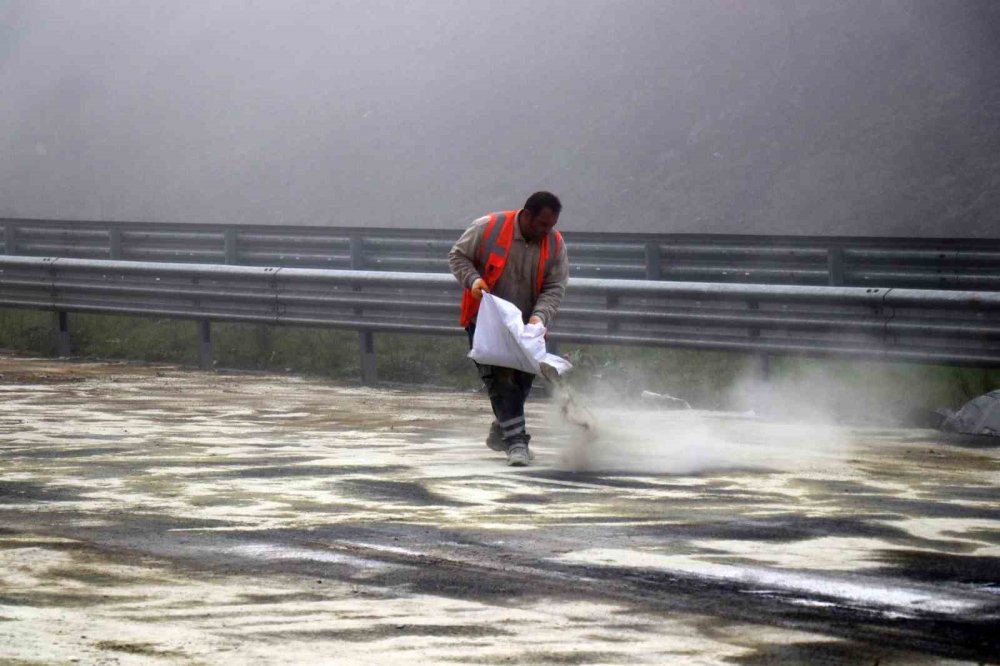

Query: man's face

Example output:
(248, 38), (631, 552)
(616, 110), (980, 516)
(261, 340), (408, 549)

(521, 207), (559, 242)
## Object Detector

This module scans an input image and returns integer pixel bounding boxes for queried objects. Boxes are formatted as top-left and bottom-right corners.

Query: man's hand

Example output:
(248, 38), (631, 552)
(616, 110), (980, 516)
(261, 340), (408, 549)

(528, 315), (544, 326)
(471, 278), (489, 300)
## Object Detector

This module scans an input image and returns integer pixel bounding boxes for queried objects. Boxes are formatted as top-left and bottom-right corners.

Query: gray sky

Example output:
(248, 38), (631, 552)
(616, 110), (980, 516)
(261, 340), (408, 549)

(1, 1), (998, 236)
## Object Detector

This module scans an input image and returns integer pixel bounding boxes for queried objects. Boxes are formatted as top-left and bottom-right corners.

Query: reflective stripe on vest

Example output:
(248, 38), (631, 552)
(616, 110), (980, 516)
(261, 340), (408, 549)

(459, 210), (563, 327)
(478, 211), (517, 288)
(532, 229), (562, 296)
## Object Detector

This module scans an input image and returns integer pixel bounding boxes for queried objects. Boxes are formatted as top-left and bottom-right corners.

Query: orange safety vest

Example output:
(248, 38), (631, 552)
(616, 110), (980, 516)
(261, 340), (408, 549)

(459, 210), (563, 327)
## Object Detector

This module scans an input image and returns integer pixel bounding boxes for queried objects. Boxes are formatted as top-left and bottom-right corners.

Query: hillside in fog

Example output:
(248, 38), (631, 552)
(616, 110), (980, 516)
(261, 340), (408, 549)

(1, 1), (998, 236)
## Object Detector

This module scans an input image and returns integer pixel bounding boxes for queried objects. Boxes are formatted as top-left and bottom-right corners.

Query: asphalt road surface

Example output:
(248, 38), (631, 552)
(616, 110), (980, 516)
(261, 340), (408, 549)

(0, 356), (997, 665)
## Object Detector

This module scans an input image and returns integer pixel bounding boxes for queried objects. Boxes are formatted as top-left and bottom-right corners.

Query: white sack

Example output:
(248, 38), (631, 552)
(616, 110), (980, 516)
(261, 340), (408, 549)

(468, 293), (572, 376)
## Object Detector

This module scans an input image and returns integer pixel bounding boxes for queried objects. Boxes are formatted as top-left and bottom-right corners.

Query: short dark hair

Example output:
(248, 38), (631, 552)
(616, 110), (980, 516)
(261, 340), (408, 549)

(523, 191), (562, 216)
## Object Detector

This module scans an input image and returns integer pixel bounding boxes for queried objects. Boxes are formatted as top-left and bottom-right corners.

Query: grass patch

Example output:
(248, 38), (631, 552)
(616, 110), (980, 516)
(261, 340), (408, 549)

(0, 309), (53, 355)
(375, 331), (473, 387)
(1, 307), (997, 421)
(0, 308), (480, 388)
(213, 322), (359, 377)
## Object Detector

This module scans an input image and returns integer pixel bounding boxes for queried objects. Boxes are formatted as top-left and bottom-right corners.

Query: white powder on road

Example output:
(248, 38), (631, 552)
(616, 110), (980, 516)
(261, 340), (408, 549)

(555, 549), (985, 616)
(548, 386), (850, 474)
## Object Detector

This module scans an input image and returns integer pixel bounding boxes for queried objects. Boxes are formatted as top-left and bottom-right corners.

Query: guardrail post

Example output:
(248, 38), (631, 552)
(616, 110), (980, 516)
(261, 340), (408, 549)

(224, 229), (238, 264)
(607, 294), (620, 334)
(827, 247), (844, 286)
(349, 235), (377, 383)
(746, 299), (769, 381)
(109, 225), (122, 259)
(644, 242), (662, 280)
(198, 320), (213, 370)
(349, 233), (364, 270)
(3, 222), (16, 255)
(359, 330), (377, 385)
(52, 311), (71, 357)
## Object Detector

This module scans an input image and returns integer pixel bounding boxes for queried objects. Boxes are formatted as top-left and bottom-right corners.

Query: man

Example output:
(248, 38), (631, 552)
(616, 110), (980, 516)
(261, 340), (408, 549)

(448, 191), (569, 466)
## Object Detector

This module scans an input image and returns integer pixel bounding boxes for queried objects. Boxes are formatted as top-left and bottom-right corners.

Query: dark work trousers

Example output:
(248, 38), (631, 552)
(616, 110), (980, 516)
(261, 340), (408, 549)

(466, 324), (534, 444)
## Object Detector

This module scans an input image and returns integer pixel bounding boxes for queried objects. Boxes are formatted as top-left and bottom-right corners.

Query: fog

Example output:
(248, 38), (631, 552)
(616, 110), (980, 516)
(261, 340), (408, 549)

(2, 1), (998, 236)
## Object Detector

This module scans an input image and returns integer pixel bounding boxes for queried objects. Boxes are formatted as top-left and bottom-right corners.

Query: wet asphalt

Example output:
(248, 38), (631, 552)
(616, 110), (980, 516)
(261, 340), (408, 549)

(0, 356), (997, 665)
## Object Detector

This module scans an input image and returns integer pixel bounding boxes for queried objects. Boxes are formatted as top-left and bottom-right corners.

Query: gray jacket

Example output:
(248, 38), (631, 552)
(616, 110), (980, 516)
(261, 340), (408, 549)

(448, 212), (569, 325)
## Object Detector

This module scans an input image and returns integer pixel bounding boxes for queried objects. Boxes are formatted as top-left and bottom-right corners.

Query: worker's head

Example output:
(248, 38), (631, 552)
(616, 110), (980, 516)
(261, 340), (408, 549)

(520, 191), (561, 241)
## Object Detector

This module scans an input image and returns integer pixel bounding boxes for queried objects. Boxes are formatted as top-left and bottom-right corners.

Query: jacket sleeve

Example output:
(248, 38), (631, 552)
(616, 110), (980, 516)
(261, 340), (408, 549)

(531, 240), (569, 326)
(448, 217), (489, 289)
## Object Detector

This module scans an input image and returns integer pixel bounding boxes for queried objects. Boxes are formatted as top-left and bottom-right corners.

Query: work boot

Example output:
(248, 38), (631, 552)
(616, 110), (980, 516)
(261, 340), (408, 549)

(486, 421), (505, 452)
(506, 440), (530, 467)
(490, 423), (535, 459)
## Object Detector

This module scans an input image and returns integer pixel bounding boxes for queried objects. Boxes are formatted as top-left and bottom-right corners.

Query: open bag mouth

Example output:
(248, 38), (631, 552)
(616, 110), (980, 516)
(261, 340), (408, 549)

(469, 293), (571, 377)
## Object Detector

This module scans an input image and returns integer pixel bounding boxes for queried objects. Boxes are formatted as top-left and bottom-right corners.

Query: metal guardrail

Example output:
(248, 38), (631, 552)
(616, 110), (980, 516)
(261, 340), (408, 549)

(3, 218), (1000, 290)
(2, 257), (999, 383)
